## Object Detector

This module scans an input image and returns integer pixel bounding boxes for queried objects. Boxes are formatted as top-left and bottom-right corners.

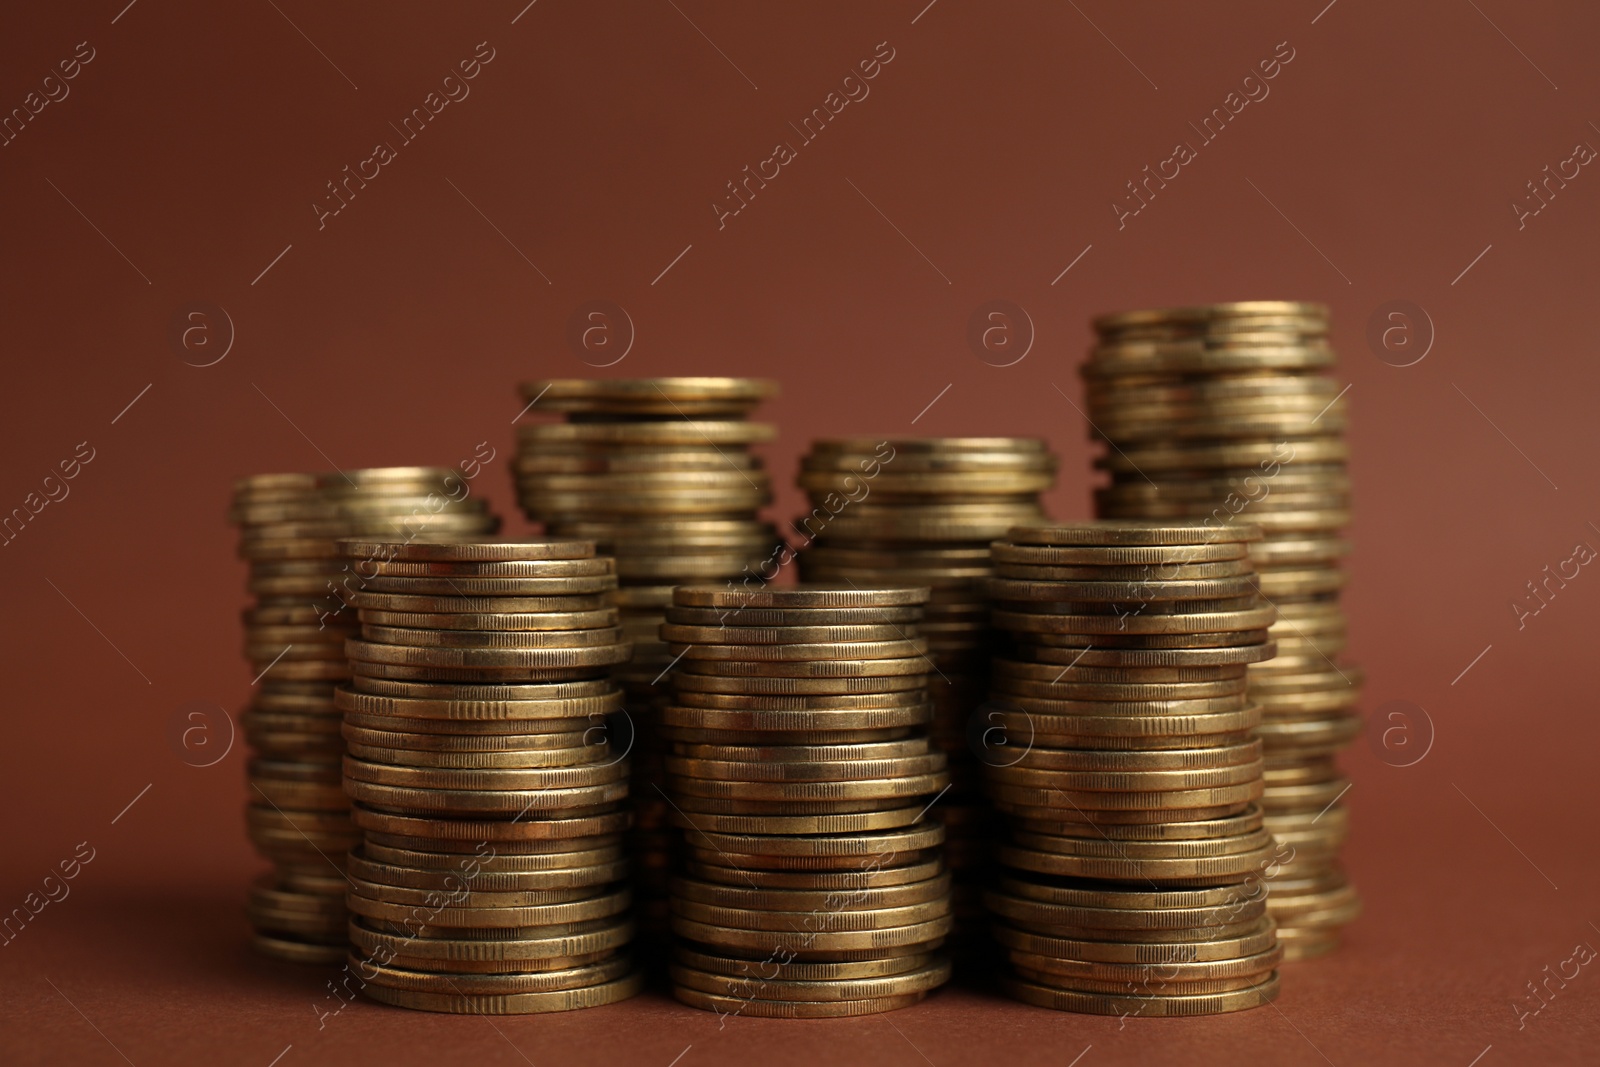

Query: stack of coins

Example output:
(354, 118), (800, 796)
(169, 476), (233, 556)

(512, 378), (784, 933)
(661, 584), (954, 1017)
(1082, 302), (1361, 958)
(334, 537), (642, 1013)
(795, 438), (1056, 944)
(982, 522), (1282, 1016)
(230, 468), (497, 964)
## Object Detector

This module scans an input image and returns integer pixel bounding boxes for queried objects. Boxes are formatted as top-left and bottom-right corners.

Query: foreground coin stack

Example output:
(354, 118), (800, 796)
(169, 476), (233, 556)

(231, 468), (498, 964)
(1083, 302), (1361, 958)
(796, 438), (1055, 945)
(661, 584), (954, 1017)
(334, 537), (642, 1013)
(982, 522), (1282, 1016)
(512, 378), (784, 933)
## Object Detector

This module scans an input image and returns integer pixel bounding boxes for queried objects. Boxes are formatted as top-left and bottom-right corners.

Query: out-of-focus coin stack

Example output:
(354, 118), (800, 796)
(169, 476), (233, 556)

(512, 378), (783, 935)
(231, 468), (498, 965)
(661, 584), (954, 1018)
(981, 522), (1282, 1016)
(1082, 303), (1362, 959)
(795, 438), (1055, 947)
(333, 537), (643, 1013)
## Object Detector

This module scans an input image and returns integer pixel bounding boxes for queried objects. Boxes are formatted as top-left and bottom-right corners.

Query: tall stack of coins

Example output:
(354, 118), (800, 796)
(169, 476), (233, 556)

(512, 378), (784, 931)
(982, 522), (1281, 1017)
(334, 537), (642, 1013)
(661, 584), (954, 1018)
(795, 438), (1055, 943)
(230, 468), (497, 964)
(1082, 303), (1361, 958)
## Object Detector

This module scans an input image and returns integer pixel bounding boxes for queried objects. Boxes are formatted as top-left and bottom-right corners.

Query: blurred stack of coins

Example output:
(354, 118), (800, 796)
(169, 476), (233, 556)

(1082, 302), (1361, 959)
(334, 537), (642, 1013)
(795, 438), (1055, 946)
(981, 522), (1281, 1016)
(661, 584), (954, 1017)
(231, 467), (497, 964)
(512, 378), (784, 935)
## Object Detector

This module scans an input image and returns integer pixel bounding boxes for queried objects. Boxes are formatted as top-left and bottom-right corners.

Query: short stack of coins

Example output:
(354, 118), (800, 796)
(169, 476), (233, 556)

(230, 468), (498, 964)
(661, 584), (954, 1017)
(981, 521), (1282, 1017)
(333, 537), (642, 1013)
(512, 378), (784, 934)
(1082, 302), (1361, 958)
(795, 438), (1056, 946)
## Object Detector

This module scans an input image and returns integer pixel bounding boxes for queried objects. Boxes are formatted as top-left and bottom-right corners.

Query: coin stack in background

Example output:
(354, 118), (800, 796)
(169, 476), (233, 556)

(334, 537), (642, 1013)
(231, 468), (498, 964)
(661, 584), (954, 1017)
(982, 522), (1282, 1016)
(1082, 303), (1361, 959)
(796, 438), (1055, 947)
(512, 379), (784, 935)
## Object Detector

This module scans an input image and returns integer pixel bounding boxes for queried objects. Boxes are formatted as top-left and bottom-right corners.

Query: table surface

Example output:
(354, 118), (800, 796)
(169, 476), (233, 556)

(4, 775), (1595, 1067)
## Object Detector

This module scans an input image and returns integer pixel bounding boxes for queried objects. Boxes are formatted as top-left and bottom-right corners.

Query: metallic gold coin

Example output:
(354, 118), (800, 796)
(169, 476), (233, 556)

(681, 859), (945, 890)
(342, 778), (629, 814)
(676, 656), (930, 678)
(987, 575), (1260, 603)
(674, 584), (931, 609)
(996, 971), (1278, 1016)
(670, 957), (949, 1001)
(671, 984), (929, 1017)
(672, 639), (929, 662)
(353, 573), (619, 596)
(670, 915), (952, 955)
(991, 606), (1275, 635)
(347, 887), (632, 928)
(660, 705), (931, 732)
(1007, 741), (1262, 773)
(360, 969), (643, 1014)
(660, 623), (915, 645)
(992, 678), (1248, 701)
(349, 804), (631, 842)
(665, 805), (928, 835)
(665, 752), (947, 783)
(343, 757), (628, 790)
(689, 822), (944, 857)
(1015, 643), (1275, 668)
(665, 605), (925, 627)
(358, 954), (635, 995)
(359, 625), (624, 650)
(670, 873), (951, 911)
(667, 772), (949, 803)
(993, 916), (1276, 962)
(345, 639), (632, 670)
(1004, 522), (1261, 547)
(671, 673), (929, 695)
(517, 420), (775, 445)
(673, 945), (936, 980)
(349, 591), (613, 613)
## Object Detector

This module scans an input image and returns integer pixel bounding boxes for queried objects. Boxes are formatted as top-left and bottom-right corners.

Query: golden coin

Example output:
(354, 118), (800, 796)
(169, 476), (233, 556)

(659, 705), (931, 733)
(689, 822), (944, 857)
(670, 957), (949, 1001)
(347, 887), (631, 928)
(349, 591), (612, 613)
(345, 639), (632, 670)
(342, 778), (628, 814)
(343, 757), (627, 790)
(359, 625), (623, 650)
(665, 752), (946, 783)
(1004, 522), (1260, 547)
(671, 984), (929, 1017)
(665, 805), (928, 835)
(667, 772), (949, 803)
(673, 946), (936, 980)
(335, 684), (620, 721)
(348, 916), (633, 964)
(670, 873), (950, 911)
(353, 573), (619, 596)
(360, 970), (643, 1014)
(672, 639), (929, 662)
(1000, 972), (1278, 1015)
(681, 860), (944, 891)
(991, 678), (1248, 701)
(991, 606), (1275, 635)
(665, 605), (925, 627)
(676, 656), (930, 679)
(660, 623), (916, 645)
(674, 584), (931, 609)
(349, 804), (631, 842)
(358, 955), (635, 995)
(993, 916), (1277, 963)
(671, 674), (929, 695)
(669, 915), (952, 955)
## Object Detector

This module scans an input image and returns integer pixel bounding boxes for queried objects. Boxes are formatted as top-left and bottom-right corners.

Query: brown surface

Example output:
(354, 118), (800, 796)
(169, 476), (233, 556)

(1, 1), (1597, 1064)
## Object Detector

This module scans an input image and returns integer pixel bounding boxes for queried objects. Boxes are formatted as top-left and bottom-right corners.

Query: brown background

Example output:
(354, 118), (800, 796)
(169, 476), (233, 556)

(1, 1), (1597, 1063)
